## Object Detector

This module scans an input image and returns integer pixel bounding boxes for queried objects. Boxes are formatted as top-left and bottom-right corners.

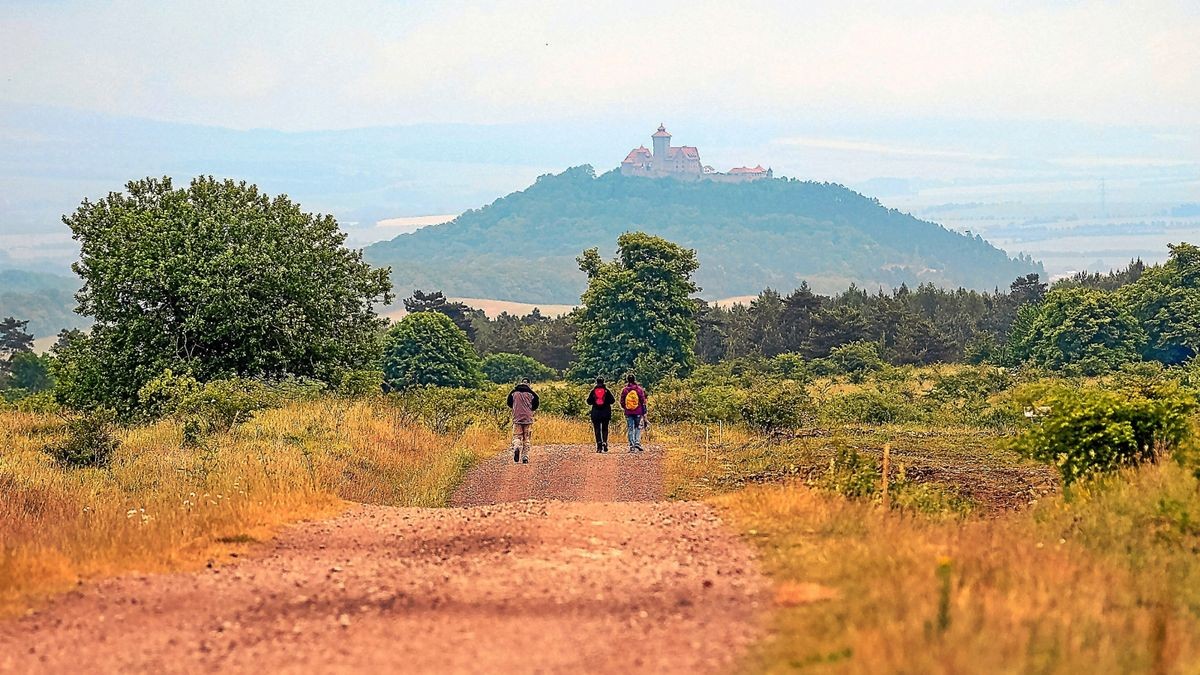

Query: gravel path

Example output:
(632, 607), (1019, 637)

(0, 445), (765, 674)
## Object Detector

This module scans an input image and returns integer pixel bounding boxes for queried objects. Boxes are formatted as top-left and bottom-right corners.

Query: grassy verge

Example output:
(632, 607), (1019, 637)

(0, 398), (516, 615)
(657, 420), (1200, 672)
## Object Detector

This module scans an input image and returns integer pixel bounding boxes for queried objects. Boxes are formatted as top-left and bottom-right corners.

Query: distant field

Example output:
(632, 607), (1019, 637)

(383, 295), (761, 322)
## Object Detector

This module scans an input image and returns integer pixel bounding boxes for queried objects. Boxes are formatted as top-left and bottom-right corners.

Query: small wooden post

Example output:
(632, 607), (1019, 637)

(881, 443), (892, 510)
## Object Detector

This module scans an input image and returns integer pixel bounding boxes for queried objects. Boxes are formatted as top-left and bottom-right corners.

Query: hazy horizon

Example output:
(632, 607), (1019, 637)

(2, 1), (1198, 279)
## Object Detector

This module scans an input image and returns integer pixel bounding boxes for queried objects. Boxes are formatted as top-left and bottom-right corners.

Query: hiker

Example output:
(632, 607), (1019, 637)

(586, 377), (616, 453)
(506, 377), (540, 464)
(620, 374), (648, 452)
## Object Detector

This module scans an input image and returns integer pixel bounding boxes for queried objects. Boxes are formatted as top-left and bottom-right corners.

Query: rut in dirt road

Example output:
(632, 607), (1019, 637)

(0, 445), (765, 674)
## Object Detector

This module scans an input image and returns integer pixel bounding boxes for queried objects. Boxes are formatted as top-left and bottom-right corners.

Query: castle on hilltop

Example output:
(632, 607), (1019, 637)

(620, 124), (772, 182)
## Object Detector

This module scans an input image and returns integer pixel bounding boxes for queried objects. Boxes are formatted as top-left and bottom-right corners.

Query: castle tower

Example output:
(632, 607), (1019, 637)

(651, 123), (671, 172)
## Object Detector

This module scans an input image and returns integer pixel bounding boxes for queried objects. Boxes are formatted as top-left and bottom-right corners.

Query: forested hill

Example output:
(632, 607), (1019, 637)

(364, 166), (1042, 304)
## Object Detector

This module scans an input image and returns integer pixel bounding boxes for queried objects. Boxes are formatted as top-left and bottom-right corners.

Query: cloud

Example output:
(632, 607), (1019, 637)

(0, 0), (1197, 132)
(773, 136), (1009, 162)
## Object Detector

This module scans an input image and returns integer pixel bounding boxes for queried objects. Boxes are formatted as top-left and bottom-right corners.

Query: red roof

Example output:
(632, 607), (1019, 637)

(652, 123), (671, 138)
(728, 165), (767, 174)
(666, 146), (700, 160)
(622, 146), (653, 163)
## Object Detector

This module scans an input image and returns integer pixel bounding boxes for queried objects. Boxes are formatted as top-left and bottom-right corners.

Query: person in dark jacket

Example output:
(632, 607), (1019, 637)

(506, 378), (540, 464)
(586, 377), (616, 453)
(619, 374), (648, 452)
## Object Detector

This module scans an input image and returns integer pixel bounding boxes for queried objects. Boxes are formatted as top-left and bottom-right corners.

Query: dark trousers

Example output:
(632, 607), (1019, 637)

(591, 416), (610, 448)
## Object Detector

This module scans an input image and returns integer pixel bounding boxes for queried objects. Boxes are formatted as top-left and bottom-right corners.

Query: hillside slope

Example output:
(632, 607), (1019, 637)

(0, 270), (88, 339)
(365, 166), (1041, 304)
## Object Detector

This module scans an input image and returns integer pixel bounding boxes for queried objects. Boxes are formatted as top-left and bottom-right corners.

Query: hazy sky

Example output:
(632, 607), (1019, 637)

(3, 0), (1198, 132)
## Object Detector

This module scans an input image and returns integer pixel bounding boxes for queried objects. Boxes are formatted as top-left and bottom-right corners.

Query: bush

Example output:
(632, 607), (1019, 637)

(1009, 384), (1196, 486)
(818, 341), (885, 382)
(822, 388), (925, 426)
(337, 369), (385, 397)
(818, 448), (880, 499)
(741, 381), (811, 433)
(48, 410), (120, 469)
(533, 382), (589, 417)
(382, 312), (483, 389)
(481, 353), (557, 384)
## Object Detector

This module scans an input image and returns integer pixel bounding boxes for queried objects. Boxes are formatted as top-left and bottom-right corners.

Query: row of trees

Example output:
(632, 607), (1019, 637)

(10, 174), (1200, 417)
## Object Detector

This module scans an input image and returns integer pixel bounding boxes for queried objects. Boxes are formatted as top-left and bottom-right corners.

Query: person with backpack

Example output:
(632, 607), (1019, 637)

(619, 374), (648, 452)
(586, 377), (616, 453)
(506, 377), (540, 464)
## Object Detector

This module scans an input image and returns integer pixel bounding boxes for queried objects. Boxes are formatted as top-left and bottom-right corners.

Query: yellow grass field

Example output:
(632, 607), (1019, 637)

(0, 400), (582, 615)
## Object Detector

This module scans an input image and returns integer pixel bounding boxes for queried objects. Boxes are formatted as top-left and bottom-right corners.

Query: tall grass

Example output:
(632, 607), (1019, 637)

(0, 398), (519, 614)
(715, 463), (1200, 673)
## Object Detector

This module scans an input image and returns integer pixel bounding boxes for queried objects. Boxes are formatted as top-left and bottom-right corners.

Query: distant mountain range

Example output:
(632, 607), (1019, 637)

(0, 270), (88, 339)
(364, 166), (1043, 304)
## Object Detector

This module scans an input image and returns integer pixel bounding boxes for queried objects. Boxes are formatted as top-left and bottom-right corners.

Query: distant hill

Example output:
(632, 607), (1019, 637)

(0, 270), (89, 339)
(364, 166), (1043, 304)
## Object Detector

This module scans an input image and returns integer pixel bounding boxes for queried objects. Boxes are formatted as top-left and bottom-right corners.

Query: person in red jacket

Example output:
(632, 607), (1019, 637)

(586, 377), (616, 453)
(619, 374), (648, 452)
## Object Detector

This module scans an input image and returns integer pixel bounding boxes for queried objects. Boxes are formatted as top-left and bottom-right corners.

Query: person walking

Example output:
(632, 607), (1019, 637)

(586, 377), (616, 453)
(506, 377), (540, 464)
(619, 374), (648, 452)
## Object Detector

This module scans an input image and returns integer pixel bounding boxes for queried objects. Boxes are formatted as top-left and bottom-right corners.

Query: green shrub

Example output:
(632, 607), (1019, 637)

(382, 312), (483, 389)
(822, 388), (925, 426)
(337, 369), (385, 397)
(1009, 384), (1196, 486)
(741, 381), (810, 433)
(48, 410), (120, 469)
(822, 341), (885, 382)
(533, 382), (589, 417)
(481, 353), (557, 384)
(818, 448), (880, 499)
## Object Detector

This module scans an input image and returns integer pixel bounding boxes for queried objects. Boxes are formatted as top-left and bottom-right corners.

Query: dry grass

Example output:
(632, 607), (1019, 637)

(711, 461), (1200, 674)
(661, 422), (1055, 511)
(0, 398), (518, 615)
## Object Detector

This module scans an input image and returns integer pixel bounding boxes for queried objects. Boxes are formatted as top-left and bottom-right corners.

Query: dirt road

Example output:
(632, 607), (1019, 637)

(0, 445), (764, 674)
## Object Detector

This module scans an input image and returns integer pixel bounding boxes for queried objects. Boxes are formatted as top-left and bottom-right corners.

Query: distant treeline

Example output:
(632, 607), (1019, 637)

(447, 257), (1153, 372)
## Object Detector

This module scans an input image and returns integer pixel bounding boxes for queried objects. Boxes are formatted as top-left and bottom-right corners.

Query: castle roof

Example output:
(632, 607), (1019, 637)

(622, 146), (653, 164)
(728, 164), (767, 174)
(667, 146), (700, 160)
(652, 124), (671, 138)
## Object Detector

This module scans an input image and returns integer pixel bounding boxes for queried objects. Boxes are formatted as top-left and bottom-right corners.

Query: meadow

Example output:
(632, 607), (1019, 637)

(4, 366), (1200, 672)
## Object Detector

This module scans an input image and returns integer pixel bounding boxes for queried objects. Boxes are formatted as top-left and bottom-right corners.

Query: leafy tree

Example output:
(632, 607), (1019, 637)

(481, 352), (556, 384)
(0, 316), (35, 387)
(572, 233), (699, 383)
(382, 311), (483, 388)
(825, 340), (885, 381)
(1121, 243), (1200, 364)
(6, 351), (54, 394)
(403, 289), (479, 340)
(59, 176), (392, 414)
(1008, 287), (1145, 374)
(0, 316), (34, 359)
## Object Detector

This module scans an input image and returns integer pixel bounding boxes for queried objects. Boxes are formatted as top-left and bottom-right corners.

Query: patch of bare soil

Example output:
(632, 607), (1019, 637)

(0, 445), (764, 674)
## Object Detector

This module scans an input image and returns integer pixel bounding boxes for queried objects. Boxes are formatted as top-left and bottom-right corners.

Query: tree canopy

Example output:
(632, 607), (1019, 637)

(58, 176), (392, 413)
(572, 232), (699, 382)
(381, 311), (483, 388)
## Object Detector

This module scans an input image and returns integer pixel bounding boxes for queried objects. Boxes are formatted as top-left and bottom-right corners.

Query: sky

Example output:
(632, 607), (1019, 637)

(3, 0), (1198, 132)
(1, 0), (1198, 274)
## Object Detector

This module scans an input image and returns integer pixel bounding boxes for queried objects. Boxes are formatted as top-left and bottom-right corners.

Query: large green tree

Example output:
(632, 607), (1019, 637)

(60, 176), (392, 413)
(1120, 243), (1200, 364)
(572, 232), (699, 382)
(1008, 286), (1145, 374)
(381, 312), (483, 388)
